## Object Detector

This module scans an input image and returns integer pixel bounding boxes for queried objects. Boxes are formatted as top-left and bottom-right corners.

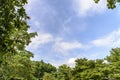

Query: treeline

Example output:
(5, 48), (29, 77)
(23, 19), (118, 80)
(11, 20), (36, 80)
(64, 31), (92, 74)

(1, 48), (120, 80)
(30, 48), (120, 80)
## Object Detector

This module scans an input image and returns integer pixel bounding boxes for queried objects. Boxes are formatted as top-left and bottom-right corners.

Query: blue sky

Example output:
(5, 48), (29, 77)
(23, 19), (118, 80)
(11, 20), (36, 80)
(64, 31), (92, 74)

(26, 0), (120, 67)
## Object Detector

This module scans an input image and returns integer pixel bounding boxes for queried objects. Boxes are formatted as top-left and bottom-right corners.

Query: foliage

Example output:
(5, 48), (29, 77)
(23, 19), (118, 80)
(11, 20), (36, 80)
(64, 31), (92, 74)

(94, 0), (120, 9)
(0, 52), (36, 80)
(0, 0), (37, 79)
(105, 48), (120, 79)
(71, 48), (120, 80)
(33, 60), (57, 80)
(57, 64), (72, 80)
(43, 73), (56, 80)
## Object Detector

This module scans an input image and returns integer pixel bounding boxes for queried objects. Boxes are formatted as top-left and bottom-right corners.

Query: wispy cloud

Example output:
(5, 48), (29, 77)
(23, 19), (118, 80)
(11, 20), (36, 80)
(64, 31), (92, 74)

(73, 0), (107, 16)
(26, 32), (53, 50)
(53, 38), (88, 55)
(92, 28), (120, 47)
(55, 41), (82, 50)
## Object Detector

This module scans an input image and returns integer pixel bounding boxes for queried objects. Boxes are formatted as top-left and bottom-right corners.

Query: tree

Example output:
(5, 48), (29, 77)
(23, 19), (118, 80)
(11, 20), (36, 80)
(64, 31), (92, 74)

(0, 52), (36, 80)
(0, 0), (37, 79)
(43, 72), (56, 80)
(33, 60), (57, 80)
(105, 48), (120, 79)
(0, 0), (36, 57)
(72, 58), (106, 80)
(94, 0), (120, 9)
(57, 64), (72, 80)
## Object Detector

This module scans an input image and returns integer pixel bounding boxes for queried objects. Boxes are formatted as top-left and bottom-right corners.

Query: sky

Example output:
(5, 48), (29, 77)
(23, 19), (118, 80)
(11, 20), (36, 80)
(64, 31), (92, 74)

(25, 0), (120, 67)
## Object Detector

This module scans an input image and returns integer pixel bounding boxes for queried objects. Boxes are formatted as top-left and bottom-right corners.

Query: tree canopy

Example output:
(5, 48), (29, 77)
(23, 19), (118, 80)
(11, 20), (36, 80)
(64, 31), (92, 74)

(0, 0), (36, 79)
(94, 0), (120, 9)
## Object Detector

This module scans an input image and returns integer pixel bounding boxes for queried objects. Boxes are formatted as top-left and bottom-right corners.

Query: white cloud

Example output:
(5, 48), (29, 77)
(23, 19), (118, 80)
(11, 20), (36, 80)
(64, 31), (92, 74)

(57, 41), (83, 50)
(92, 29), (120, 47)
(49, 58), (77, 68)
(92, 37), (112, 46)
(73, 0), (107, 16)
(67, 58), (76, 67)
(53, 39), (86, 55)
(26, 32), (53, 50)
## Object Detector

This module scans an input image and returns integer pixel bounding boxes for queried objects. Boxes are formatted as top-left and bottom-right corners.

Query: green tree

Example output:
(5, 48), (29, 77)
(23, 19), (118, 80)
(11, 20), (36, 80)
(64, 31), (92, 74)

(72, 58), (106, 80)
(105, 48), (120, 79)
(0, 52), (36, 80)
(94, 0), (120, 9)
(43, 72), (56, 80)
(33, 60), (57, 80)
(57, 64), (72, 80)
(0, 0), (37, 79)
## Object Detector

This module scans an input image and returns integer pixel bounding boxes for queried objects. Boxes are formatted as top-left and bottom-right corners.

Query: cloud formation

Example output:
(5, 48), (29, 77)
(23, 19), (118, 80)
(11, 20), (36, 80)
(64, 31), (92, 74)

(67, 58), (76, 67)
(73, 0), (107, 16)
(26, 32), (53, 50)
(53, 39), (86, 55)
(92, 29), (120, 47)
(55, 41), (82, 50)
